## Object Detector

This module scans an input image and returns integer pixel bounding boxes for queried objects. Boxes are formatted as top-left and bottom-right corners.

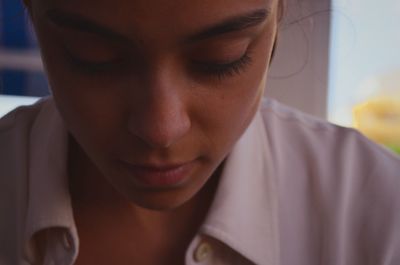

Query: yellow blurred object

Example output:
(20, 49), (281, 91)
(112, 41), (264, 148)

(353, 97), (400, 148)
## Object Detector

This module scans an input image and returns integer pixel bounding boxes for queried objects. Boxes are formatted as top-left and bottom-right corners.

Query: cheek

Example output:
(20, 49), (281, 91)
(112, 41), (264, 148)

(34, 24), (125, 148)
(190, 31), (273, 158)
(194, 40), (270, 139)
(39, 54), (122, 159)
(193, 78), (263, 146)
(56, 92), (123, 165)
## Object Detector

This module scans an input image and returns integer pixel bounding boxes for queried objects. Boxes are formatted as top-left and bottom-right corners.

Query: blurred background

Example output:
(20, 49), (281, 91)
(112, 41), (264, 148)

(0, 0), (45, 114)
(0, 0), (399, 153)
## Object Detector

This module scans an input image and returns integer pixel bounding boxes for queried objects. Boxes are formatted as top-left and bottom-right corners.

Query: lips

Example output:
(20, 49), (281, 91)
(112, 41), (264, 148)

(119, 160), (195, 188)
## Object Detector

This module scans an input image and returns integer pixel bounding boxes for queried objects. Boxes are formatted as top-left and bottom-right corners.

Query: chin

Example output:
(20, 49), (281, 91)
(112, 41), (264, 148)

(126, 188), (198, 212)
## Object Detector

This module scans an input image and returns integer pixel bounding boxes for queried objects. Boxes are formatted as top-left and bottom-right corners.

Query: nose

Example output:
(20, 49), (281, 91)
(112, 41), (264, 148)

(127, 68), (191, 149)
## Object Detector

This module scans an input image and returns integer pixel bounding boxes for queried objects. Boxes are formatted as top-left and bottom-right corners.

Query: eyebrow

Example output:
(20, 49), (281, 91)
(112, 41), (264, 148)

(187, 9), (269, 42)
(45, 8), (269, 44)
(46, 9), (130, 43)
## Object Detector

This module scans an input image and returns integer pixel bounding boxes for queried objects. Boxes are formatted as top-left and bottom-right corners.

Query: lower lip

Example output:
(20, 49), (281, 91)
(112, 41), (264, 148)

(120, 161), (195, 188)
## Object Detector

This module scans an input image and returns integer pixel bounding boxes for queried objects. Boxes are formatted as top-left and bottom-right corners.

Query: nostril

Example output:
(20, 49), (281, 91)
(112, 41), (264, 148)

(127, 107), (191, 149)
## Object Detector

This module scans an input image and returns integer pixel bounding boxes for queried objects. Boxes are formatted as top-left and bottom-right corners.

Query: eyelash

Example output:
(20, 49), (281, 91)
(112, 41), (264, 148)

(66, 52), (120, 74)
(66, 51), (253, 80)
(193, 52), (253, 80)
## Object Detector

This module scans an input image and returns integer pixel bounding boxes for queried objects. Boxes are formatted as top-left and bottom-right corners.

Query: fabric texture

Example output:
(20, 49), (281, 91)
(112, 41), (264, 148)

(1, 97), (399, 265)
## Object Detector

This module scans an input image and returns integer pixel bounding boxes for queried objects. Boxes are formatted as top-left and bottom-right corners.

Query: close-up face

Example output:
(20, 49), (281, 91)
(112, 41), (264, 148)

(28, 0), (280, 210)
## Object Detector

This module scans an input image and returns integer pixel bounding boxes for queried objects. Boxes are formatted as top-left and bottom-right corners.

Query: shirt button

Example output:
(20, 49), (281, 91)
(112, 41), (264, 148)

(62, 232), (72, 250)
(194, 242), (212, 262)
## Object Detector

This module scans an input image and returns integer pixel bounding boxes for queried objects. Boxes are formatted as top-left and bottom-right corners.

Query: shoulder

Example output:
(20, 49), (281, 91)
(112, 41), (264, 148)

(0, 96), (52, 174)
(0, 97), (51, 134)
(0, 97), (52, 172)
(259, 98), (400, 196)
(260, 99), (400, 264)
(259, 97), (399, 173)
(0, 97), (52, 265)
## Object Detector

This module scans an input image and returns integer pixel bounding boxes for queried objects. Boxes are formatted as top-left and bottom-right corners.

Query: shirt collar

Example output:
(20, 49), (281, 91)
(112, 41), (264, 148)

(201, 111), (280, 265)
(24, 97), (78, 263)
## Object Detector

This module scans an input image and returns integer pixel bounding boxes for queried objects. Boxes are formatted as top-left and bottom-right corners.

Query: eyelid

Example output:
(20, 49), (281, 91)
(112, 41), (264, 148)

(193, 56), (243, 66)
(64, 48), (125, 75)
(192, 44), (249, 65)
(187, 36), (251, 62)
(54, 27), (125, 64)
(193, 51), (253, 80)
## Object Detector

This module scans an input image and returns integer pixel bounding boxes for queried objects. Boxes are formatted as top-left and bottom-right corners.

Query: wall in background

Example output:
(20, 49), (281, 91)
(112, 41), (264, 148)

(267, 0), (331, 119)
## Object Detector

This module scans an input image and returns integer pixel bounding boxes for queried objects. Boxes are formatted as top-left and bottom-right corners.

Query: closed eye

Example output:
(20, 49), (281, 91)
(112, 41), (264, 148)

(64, 49), (123, 74)
(193, 52), (253, 80)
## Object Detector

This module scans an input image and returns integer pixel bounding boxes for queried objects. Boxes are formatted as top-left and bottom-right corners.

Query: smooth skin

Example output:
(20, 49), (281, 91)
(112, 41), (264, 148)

(26, 0), (280, 264)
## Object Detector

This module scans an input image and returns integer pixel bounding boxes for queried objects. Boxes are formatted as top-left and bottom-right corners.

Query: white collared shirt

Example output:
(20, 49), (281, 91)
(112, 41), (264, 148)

(1, 97), (400, 265)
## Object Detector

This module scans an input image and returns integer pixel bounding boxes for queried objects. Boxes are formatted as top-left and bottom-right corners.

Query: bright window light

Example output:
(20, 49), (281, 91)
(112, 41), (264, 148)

(0, 95), (39, 118)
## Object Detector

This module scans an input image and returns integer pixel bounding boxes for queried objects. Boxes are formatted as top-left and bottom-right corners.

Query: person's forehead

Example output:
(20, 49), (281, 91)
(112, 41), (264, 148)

(35, 0), (276, 30)
(34, 0), (276, 48)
